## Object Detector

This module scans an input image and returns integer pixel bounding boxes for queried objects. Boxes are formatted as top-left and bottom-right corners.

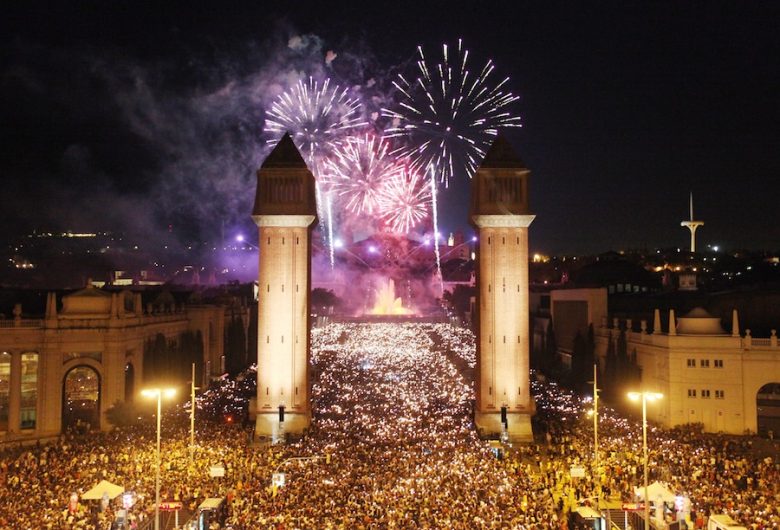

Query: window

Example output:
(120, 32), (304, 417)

(700, 359), (710, 368)
(0, 352), (9, 431)
(686, 359), (696, 367)
(715, 390), (725, 399)
(714, 359), (724, 368)
(20, 353), (38, 430)
(687, 389), (697, 398)
(701, 389), (711, 398)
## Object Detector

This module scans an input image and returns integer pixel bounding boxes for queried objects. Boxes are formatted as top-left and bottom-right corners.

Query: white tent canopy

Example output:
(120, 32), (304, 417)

(82, 480), (124, 500)
(634, 481), (676, 504)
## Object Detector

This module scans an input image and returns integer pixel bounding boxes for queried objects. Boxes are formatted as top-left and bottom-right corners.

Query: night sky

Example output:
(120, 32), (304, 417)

(2, 2), (778, 254)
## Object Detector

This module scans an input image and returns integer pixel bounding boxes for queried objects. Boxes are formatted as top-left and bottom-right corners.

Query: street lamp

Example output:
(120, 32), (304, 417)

(628, 390), (663, 530)
(141, 387), (176, 530)
(586, 365), (601, 514)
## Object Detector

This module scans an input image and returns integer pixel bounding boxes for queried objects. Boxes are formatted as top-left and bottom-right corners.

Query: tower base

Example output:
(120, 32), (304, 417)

(475, 411), (534, 442)
(255, 411), (310, 442)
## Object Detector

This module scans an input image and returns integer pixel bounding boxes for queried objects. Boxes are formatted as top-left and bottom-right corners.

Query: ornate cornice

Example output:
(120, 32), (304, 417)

(252, 214), (316, 228)
(471, 214), (535, 228)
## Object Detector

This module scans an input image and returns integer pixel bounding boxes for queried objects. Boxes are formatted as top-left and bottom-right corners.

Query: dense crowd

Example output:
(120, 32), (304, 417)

(0, 322), (777, 529)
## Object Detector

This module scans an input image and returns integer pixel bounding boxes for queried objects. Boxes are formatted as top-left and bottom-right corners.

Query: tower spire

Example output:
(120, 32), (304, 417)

(681, 192), (703, 253)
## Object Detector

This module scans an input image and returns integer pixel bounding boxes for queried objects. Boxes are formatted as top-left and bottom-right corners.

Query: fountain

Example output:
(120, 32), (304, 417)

(368, 278), (414, 315)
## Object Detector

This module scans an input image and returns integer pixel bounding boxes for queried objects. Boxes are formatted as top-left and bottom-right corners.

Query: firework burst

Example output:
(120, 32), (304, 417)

(382, 40), (521, 186)
(377, 167), (431, 234)
(324, 134), (404, 216)
(265, 76), (366, 268)
(264, 76), (366, 166)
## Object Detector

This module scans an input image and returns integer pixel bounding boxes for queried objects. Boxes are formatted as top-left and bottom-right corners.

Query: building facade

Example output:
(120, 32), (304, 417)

(0, 286), (226, 442)
(595, 308), (780, 435)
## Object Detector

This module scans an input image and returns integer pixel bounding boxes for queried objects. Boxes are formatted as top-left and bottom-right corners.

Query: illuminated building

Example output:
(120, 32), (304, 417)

(253, 134), (318, 437)
(534, 287), (780, 435)
(0, 286), (226, 440)
(470, 135), (535, 441)
(596, 308), (780, 435)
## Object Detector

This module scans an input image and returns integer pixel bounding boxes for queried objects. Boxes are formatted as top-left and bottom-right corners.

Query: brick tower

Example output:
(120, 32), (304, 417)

(470, 135), (535, 441)
(253, 134), (317, 437)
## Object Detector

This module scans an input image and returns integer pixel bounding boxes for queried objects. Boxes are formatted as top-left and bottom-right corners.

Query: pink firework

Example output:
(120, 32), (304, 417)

(377, 166), (432, 233)
(323, 134), (404, 215)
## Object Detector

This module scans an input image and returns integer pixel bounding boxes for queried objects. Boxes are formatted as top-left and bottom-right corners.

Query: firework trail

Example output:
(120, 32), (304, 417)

(382, 39), (522, 186)
(265, 76), (367, 266)
(429, 165), (443, 294)
(323, 134), (404, 216)
(377, 165), (431, 234)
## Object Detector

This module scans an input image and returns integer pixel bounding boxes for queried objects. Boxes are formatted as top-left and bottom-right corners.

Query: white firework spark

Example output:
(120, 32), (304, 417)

(382, 39), (522, 186)
(264, 76), (366, 166)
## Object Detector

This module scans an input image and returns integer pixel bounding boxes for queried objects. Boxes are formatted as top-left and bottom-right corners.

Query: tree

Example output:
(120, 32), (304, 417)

(543, 321), (558, 375)
(311, 288), (341, 312)
(604, 334), (617, 396)
(571, 331), (590, 390)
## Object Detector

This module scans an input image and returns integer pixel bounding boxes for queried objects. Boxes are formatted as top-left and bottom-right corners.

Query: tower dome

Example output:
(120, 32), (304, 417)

(675, 307), (725, 335)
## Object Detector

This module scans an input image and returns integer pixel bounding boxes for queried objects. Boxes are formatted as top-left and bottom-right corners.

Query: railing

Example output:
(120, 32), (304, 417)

(0, 319), (44, 329)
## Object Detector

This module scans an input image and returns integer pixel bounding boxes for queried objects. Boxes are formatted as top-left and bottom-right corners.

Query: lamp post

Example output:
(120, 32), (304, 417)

(141, 387), (176, 530)
(588, 364), (601, 514)
(628, 390), (663, 530)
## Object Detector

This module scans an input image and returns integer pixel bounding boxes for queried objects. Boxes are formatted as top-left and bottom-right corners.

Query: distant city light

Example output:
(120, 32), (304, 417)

(236, 234), (245, 242)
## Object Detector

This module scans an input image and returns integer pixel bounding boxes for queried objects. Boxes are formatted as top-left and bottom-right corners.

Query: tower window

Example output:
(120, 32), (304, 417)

(700, 359), (710, 368)
(688, 389), (696, 398)
(267, 237), (270, 245)
(701, 389), (711, 398)
(686, 358), (695, 367)
(714, 359), (723, 368)
(715, 390), (725, 399)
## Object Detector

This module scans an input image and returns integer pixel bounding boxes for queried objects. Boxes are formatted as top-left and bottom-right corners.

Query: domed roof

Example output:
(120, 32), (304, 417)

(676, 307), (726, 335)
